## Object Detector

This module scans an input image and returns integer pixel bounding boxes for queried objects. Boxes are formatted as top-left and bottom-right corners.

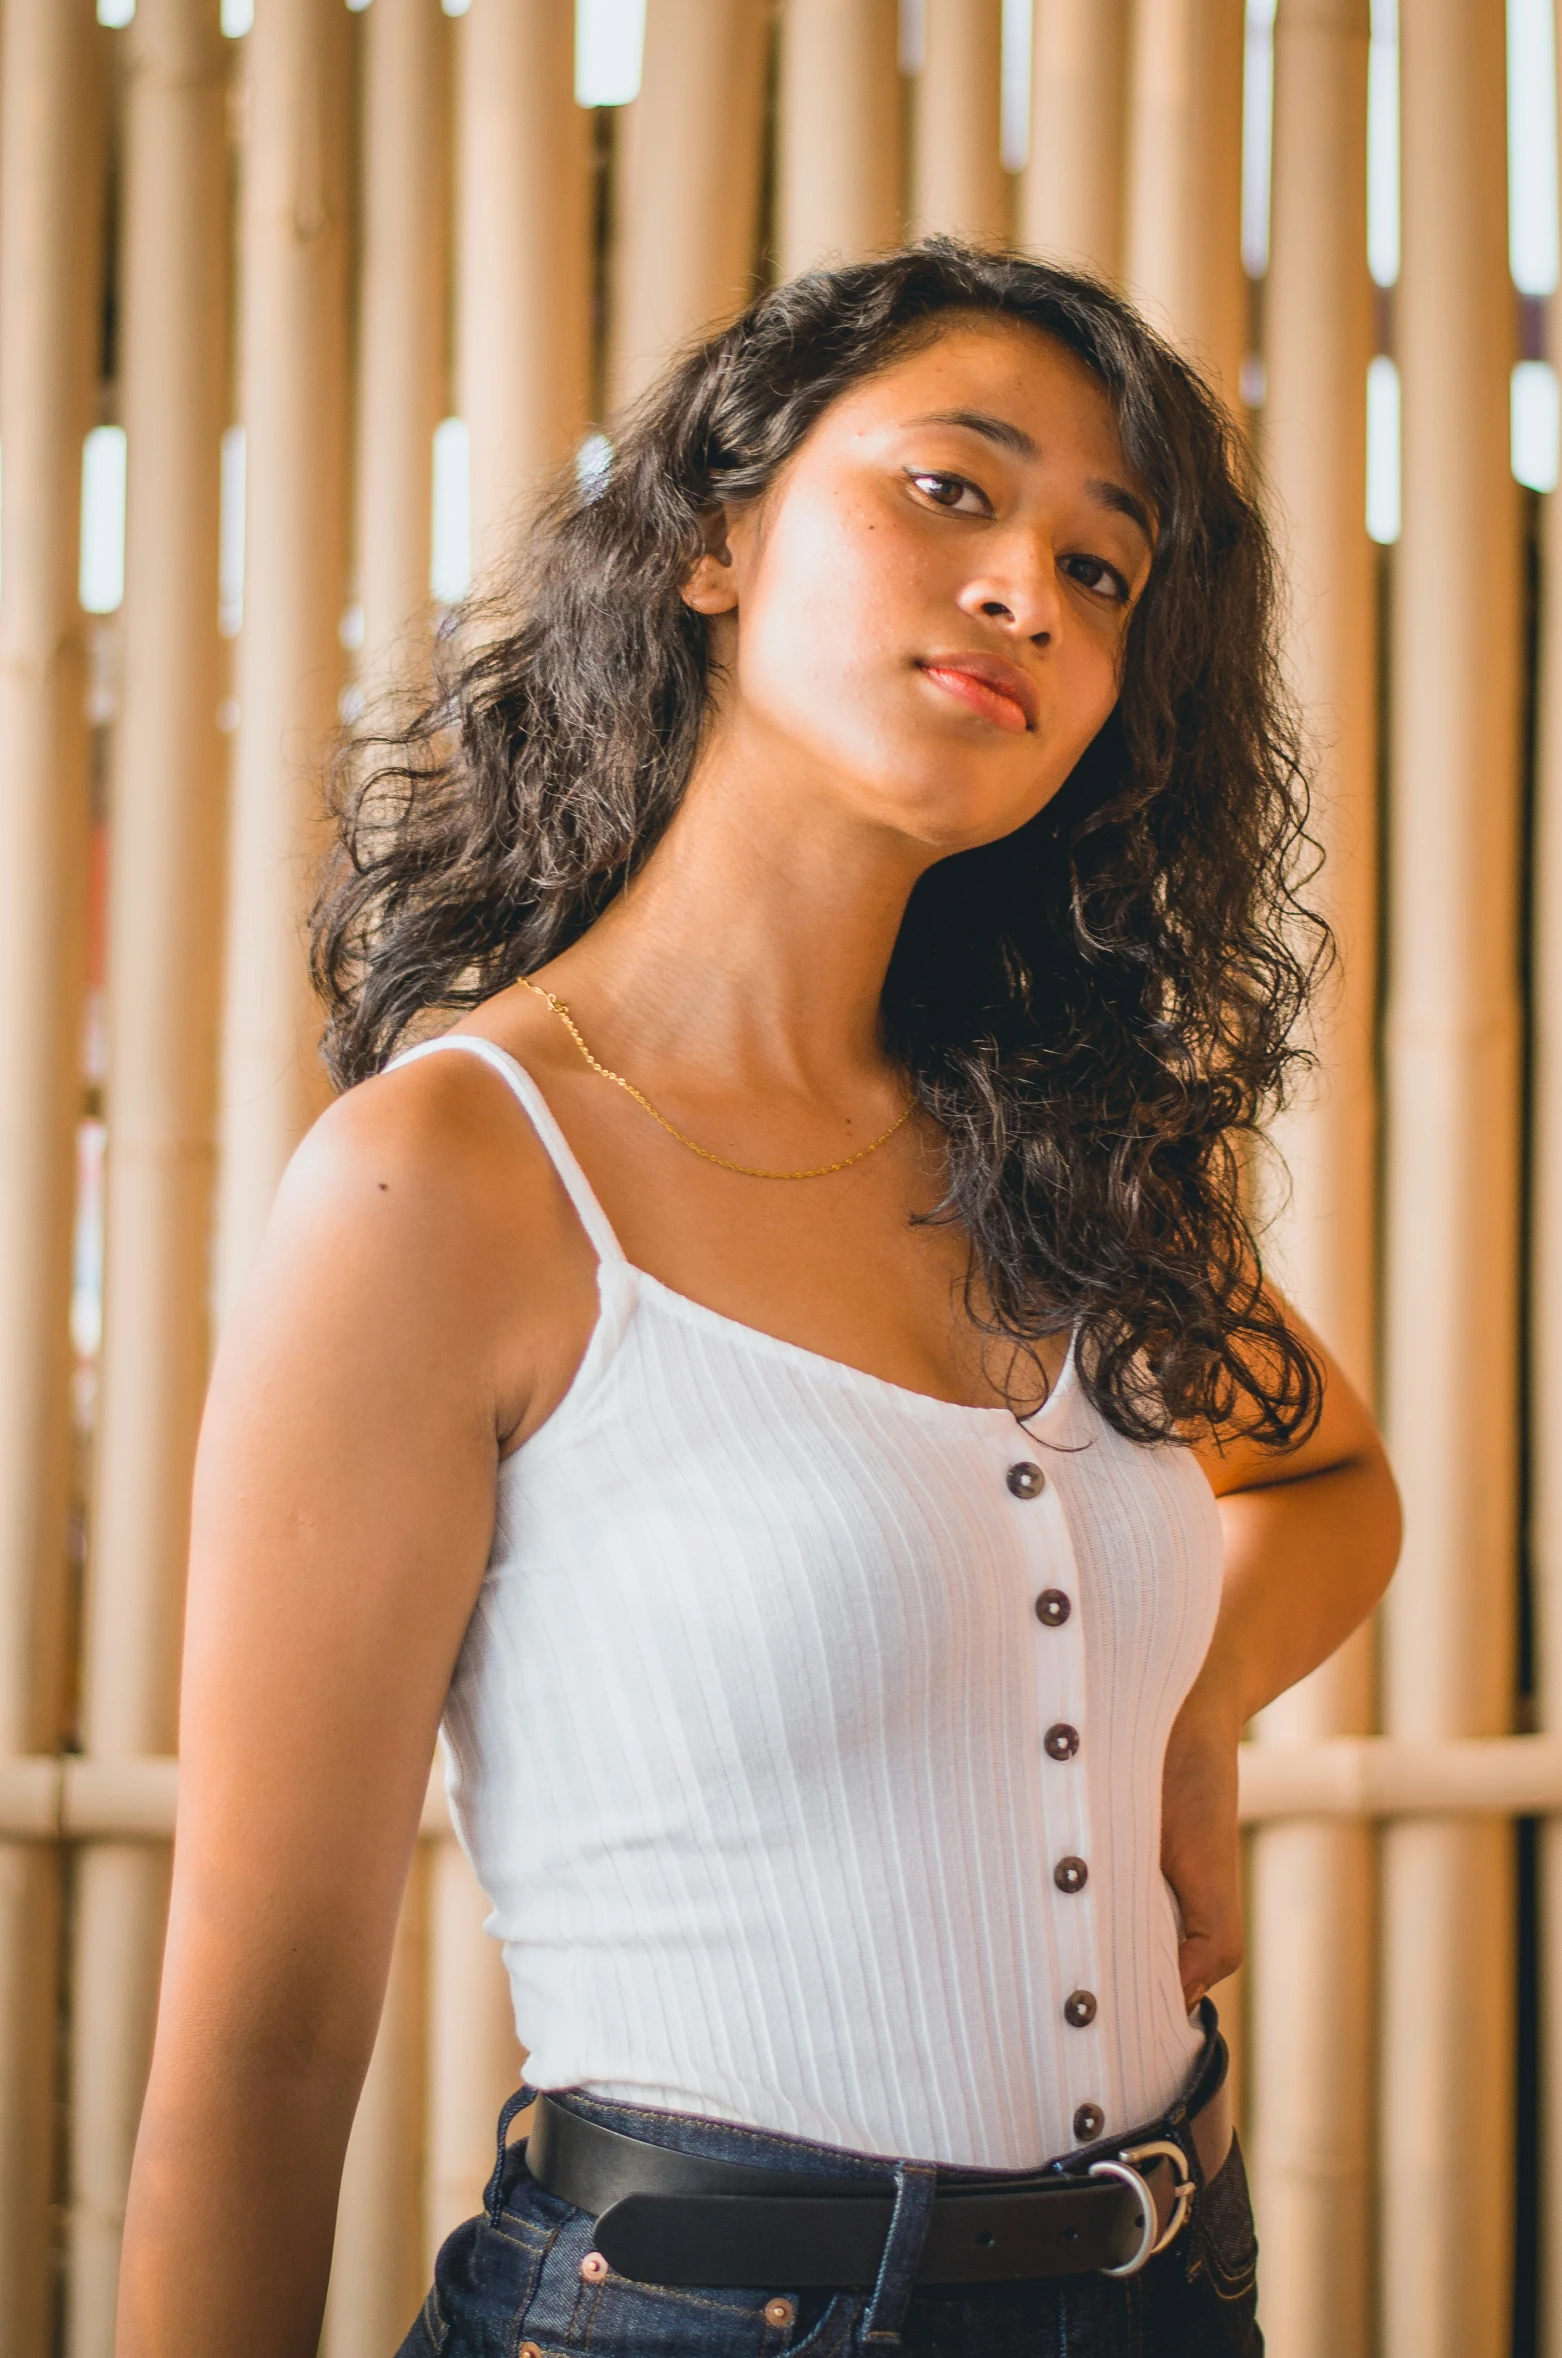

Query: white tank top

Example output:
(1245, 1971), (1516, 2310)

(392, 1033), (1222, 2167)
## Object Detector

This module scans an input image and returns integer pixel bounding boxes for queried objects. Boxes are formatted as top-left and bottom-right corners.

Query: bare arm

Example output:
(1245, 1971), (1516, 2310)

(116, 1062), (548, 2358)
(1162, 1299), (1402, 2006)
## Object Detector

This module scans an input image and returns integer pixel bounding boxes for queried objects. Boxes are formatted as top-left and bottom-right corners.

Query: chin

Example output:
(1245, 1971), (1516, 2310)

(872, 769), (1046, 856)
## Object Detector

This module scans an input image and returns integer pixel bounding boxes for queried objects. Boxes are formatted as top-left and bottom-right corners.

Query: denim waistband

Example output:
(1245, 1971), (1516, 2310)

(515, 1995), (1225, 2194)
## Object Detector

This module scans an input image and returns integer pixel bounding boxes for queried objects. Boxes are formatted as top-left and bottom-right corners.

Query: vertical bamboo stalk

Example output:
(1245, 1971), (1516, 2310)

(1121, 0), (1247, 409)
(607, 0), (768, 414)
(66, 7), (230, 2350)
(776, 0), (903, 277)
(455, 0), (592, 582)
(1531, 16), (1562, 2339)
(0, 3), (105, 2345)
(318, 9), (449, 2337)
(1017, 0), (1129, 276)
(1246, 7), (1377, 2350)
(907, 0), (1006, 245)
(1380, 0), (1521, 2349)
(424, 1836), (521, 2261)
(1538, 541), (1562, 2358)
(440, 0), (590, 2224)
(354, 0), (450, 682)
(215, 0), (351, 1320)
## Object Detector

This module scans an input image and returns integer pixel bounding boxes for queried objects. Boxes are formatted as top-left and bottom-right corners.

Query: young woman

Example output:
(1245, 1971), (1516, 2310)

(119, 242), (1399, 2358)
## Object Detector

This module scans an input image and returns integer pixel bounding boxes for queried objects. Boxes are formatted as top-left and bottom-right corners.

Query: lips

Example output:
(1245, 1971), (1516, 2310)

(917, 653), (1039, 734)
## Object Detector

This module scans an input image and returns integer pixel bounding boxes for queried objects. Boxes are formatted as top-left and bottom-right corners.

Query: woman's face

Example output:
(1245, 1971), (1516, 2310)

(683, 315), (1155, 859)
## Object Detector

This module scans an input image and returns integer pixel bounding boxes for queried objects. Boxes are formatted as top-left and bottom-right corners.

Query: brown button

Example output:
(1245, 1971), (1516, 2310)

(765, 2297), (797, 2327)
(1073, 2102), (1104, 2141)
(1034, 1589), (1071, 1626)
(520, 2346), (544, 2358)
(1007, 1461), (1045, 1499)
(1054, 1855), (1088, 1893)
(1044, 1722), (1080, 1760)
(579, 2249), (610, 2282)
(1064, 1989), (1098, 2028)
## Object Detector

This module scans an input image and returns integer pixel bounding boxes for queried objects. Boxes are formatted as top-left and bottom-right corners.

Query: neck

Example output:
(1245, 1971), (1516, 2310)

(551, 720), (933, 1094)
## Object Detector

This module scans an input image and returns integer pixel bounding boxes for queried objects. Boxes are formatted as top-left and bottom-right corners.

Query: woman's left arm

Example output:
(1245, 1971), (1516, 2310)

(1163, 1298), (1403, 2007)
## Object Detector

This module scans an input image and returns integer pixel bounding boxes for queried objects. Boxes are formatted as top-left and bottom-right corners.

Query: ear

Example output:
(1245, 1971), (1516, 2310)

(680, 506), (739, 615)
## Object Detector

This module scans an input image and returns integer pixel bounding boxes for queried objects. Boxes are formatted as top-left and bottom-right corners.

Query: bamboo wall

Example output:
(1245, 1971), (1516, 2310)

(0, 0), (1551, 2350)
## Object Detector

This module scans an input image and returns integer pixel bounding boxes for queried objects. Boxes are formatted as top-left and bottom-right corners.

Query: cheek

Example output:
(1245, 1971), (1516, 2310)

(1053, 627), (1123, 753)
(734, 501), (926, 717)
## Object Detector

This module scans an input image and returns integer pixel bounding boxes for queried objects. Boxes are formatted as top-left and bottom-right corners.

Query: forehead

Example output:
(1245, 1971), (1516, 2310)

(816, 315), (1133, 477)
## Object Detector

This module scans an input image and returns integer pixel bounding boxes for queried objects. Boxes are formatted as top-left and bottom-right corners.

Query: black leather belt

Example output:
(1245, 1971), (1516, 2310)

(522, 2032), (1232, 2288)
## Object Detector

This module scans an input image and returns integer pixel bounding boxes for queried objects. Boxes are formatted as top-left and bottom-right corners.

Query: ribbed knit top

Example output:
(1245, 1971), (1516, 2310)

(393, 1033), (1223, 2168)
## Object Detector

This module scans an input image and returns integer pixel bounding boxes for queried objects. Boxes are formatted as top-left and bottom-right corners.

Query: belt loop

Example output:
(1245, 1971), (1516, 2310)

(484, 2084), (539, 2228)
(860, 2158), (938, 2349)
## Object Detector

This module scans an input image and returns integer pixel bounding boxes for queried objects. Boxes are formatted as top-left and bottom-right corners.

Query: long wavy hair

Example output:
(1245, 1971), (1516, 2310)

(312, 238), (1327, 1447)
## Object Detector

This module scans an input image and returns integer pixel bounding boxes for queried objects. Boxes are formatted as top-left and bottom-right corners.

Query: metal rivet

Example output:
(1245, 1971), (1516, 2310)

(579, 2250), (609, 2283)
(1044, 1722), (1080, 1760)
(1006, 1461), (1045, 1499)
(1073, 2102), (1104, 2141)
(1054, 1855), (1089, 1893)
(765, 2296), (796, 2327)
(1034, 1588), (1071, 1626)
(1064, 1988), (1098, 2028)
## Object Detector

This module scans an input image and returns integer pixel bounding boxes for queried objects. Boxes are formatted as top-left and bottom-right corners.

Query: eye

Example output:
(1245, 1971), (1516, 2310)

(1062, 553), (1131, 605)
(905, 468), (991, 516)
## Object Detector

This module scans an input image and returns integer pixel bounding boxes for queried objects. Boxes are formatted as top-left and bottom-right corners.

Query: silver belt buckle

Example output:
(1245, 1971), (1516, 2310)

(1089, 2138), (1195, 2277)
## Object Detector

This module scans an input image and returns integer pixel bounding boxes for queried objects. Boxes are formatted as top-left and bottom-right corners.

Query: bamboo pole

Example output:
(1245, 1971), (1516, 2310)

(441, 0), (590, 2228)
(1017, 0), (1129, 277)
(1245, 6), (1377, 2352)
(776, 0), (903, 277)
(455, 0), (592, 583)
(907, 0), (1006, 246)
(1121, 0), (1247, 410)
(318, 9), (450, 2337)
(1260, 0), (1377, 1409)
(607, 0), (768, 414)
(353, 0), (449, 682)
(1380, 0), (1522, 2347)
(65, 7), (230, 2351)
(0, 3), (105, 2344)
(1532, 14), (1562, 2332)
(215, 0), (351, 1321)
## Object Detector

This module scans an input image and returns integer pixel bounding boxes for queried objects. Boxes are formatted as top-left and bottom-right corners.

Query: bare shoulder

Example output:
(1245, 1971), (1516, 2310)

(274, 1039), (581, 1270)
(224, 1037), (597, 1449)
(288, 1039), (541, 1207)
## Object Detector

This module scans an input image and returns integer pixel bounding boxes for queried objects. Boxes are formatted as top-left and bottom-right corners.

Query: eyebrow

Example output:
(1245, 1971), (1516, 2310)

(906, 408), (1156, 545)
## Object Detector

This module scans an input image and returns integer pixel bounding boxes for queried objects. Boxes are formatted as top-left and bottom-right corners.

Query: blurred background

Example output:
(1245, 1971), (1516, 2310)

(0, 0), (1554, 2351)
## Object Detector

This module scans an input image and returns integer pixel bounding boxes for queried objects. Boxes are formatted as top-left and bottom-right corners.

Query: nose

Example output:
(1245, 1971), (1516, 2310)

(955, 537), (1062, 645)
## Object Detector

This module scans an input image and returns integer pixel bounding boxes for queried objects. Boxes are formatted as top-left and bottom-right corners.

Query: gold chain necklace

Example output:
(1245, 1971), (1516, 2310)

(521, 976), (913, 1180)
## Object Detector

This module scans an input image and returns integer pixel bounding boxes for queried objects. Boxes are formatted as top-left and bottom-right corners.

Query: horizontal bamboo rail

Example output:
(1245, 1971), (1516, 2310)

(4, 1742), (1562, 1841)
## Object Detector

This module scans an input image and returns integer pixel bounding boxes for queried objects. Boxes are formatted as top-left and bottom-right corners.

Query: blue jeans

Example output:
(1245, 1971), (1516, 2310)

(397, 2079), (1261, 2358)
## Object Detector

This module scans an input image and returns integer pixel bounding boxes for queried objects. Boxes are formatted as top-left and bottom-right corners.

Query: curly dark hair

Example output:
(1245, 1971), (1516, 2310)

(312, 237), (1327, 1448)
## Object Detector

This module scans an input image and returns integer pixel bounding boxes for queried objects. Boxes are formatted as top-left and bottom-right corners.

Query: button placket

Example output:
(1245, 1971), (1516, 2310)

(1009, 1440), (1104, 2134)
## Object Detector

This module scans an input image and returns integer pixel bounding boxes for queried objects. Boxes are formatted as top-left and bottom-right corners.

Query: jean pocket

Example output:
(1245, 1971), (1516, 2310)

(539, 2274), (862, 2358)
(1190, 2130), (1259, 2300)
(407, 2194), (559, 2358)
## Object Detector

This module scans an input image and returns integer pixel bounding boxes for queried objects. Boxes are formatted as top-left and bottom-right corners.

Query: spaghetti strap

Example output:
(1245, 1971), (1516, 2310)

(385, 1034), (628, 1268)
